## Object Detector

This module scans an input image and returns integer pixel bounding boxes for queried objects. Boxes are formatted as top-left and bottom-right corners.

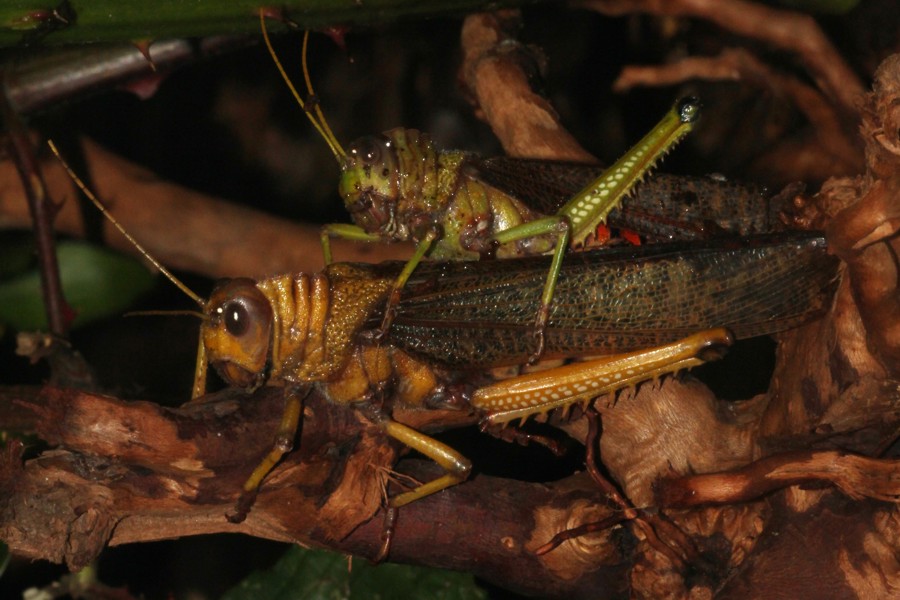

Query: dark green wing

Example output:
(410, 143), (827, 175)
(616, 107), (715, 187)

(470, 156), (784, 240)
(386, 232), (839, 368)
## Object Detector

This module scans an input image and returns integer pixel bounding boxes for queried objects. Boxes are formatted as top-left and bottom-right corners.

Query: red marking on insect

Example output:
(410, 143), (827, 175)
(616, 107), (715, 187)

(593, 224), (642, 246)
(16, 10), (52, 25)
(594, 224), (613, 245)
(621, 229), (642, 246)
(120, 75), (167, 100)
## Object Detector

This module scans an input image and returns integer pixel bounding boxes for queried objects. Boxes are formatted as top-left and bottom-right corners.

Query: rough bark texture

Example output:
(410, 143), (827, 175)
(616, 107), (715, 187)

(0, 386), (632, 598)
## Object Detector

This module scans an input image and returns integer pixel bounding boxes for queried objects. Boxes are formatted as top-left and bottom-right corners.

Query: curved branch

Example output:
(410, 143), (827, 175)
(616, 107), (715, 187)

(583, 0), (865, 113)
(0, 137), (412, 280)
(613, 48), (864, 176)
(0, 385), (630, 599)
(459, 11), (595, 161)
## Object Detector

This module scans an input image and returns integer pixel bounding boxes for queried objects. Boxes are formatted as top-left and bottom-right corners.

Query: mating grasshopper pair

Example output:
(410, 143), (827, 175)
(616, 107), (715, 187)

(45, 17), (839, 519)
(54, 138), (838, 520)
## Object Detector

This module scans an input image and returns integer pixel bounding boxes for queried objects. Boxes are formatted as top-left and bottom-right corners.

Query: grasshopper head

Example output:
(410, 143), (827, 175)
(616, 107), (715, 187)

(338, 128), (435, 240)
(339, 132), (402, 236)
(202, 278), (273, 391)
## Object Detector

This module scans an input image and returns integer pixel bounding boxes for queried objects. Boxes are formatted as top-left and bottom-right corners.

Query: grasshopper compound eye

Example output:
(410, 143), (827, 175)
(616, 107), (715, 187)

(224, 302), (251, 337)
(348, 136), (386, 167)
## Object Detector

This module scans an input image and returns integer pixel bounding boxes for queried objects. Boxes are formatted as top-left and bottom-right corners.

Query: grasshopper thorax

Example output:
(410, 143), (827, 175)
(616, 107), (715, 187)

(338, 128), (438, 240)
(202, 278), (273, 391)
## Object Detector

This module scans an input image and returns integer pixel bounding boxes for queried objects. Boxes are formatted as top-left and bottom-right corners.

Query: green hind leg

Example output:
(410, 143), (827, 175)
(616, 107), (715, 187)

(486, 98), (702, 363)
(559, 97), (701, 244)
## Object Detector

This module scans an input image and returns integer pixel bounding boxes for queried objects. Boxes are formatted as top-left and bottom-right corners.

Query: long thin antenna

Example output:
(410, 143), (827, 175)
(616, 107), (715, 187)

(127, 309), (207, 319)
(300, 31), (345, 159)
(259, 10), (347, 162)
(47, 139), (206, 308)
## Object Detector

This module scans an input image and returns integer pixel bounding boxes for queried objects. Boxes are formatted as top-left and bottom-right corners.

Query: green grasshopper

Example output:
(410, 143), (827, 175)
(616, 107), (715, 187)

(260, 15), (699, 362)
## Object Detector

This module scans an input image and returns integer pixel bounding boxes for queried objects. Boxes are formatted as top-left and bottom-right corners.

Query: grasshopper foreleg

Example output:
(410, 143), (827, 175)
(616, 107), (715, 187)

(375, 228), (440, 341)
(491, 216), (571, 364)
(228, 385), (309, 523)
(320, 223), (387, 265)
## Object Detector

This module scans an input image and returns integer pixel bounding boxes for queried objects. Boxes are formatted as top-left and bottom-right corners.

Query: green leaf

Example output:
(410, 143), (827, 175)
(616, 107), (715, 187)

(350, 558), (489, 600)
(223, 546), (349, 600)
(222, 546), (488, 600)
(0, 1), (537, 46)
(0, 240), (157, 331)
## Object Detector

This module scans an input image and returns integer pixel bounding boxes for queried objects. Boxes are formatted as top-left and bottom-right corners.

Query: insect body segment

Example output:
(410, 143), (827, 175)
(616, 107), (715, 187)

(338, 128), (552, 260)
(203, 265), (395, 388)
